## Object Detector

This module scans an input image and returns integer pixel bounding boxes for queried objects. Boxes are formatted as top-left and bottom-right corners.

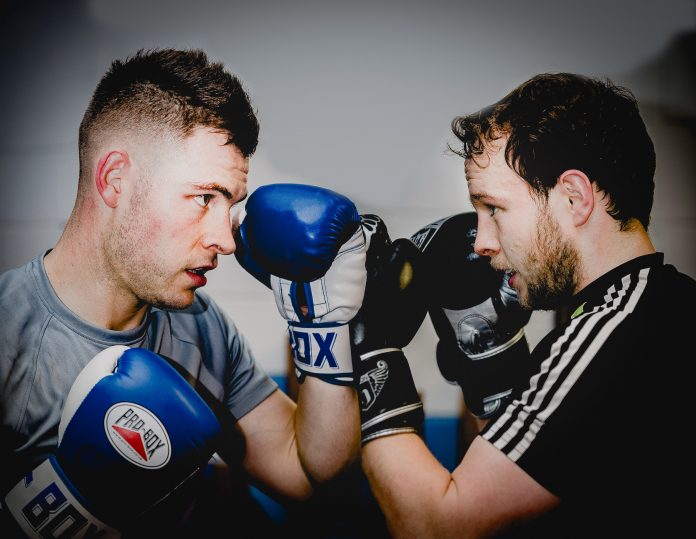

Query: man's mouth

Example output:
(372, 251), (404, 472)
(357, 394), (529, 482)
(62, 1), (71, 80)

(507, 270), (518, 288)
(491, 261), (517, 286)
(186, 264), (216, 286)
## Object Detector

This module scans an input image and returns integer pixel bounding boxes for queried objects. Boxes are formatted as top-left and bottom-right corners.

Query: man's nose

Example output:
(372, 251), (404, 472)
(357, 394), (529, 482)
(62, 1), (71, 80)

(203, 212), (236, 255)
(473, 216), (500, 258)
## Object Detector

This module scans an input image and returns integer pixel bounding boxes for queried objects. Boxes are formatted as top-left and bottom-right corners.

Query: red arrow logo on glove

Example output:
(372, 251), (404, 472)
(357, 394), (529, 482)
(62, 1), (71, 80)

(111, 425), (148, 461)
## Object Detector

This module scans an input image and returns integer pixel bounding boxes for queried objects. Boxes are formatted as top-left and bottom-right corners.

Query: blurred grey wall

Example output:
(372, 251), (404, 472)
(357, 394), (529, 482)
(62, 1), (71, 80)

(1, 0), (694, 415)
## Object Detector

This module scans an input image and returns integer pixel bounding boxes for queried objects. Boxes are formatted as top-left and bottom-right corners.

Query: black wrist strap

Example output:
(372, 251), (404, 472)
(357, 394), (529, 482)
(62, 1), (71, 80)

(356, 348), (424, 444)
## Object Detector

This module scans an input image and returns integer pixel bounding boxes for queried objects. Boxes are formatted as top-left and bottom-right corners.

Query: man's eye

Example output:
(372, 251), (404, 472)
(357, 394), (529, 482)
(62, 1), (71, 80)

(194, 194), (214, 207)
(488, 205), (498, 217)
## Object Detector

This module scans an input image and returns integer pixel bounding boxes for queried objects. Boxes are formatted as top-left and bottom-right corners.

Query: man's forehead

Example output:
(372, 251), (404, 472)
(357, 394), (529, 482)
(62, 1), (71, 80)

(464, 154), (492, 182)
(466, 137), (512, 174)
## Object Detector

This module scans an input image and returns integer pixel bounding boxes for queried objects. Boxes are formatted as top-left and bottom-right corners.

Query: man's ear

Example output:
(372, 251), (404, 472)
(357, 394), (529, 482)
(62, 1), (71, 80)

(558, 169), (593, 227)
(95, 150), (129, 208)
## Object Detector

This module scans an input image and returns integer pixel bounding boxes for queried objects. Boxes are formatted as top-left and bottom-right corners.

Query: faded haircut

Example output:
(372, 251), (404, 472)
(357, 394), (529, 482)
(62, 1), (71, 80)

(78, 48), (259, 192)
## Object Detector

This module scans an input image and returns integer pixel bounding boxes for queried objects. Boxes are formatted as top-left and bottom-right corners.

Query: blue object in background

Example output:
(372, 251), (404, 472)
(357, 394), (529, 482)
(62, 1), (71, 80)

(272, 374), (289, 395)
(424, 415), (461, 472)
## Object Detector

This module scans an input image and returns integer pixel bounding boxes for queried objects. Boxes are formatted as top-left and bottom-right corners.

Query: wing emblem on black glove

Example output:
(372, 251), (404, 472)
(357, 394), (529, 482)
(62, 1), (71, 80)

(359, 359), (389, 411)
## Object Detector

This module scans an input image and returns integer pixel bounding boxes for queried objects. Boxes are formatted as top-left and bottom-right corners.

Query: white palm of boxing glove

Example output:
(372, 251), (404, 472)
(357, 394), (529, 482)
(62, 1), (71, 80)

(234, 183), (372, 385)
(272, 225), (368, 383)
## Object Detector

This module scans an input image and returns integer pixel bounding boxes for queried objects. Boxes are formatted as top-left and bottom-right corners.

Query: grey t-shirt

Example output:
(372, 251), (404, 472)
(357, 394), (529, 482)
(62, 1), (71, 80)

(0, 251), (277, 493)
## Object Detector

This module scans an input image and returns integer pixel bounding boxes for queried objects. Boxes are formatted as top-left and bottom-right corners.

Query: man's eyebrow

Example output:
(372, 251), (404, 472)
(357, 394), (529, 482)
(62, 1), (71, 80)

(192, 182), (237, 200)
(469, 192), (504, 206)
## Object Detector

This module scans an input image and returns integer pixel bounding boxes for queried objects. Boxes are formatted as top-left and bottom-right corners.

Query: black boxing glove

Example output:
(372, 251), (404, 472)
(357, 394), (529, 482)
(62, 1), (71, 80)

(410, 212), (534, 419)
(351, 215), (427, 444)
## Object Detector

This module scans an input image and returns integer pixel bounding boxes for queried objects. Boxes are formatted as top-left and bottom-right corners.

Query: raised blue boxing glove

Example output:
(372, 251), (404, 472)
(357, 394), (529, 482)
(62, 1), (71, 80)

(235, 183), (369, 386)
(3, 346), (221, 537)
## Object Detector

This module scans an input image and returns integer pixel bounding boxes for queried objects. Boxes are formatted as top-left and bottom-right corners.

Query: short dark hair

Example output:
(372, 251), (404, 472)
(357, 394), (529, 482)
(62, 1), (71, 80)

(79, 48), (259, 178)
(451, 73), (656, 230)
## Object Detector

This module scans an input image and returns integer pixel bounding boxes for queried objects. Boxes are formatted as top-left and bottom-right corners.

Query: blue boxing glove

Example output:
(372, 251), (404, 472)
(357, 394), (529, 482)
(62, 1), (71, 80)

(235, 183), (369, 386)
(3, 346), (221, 537)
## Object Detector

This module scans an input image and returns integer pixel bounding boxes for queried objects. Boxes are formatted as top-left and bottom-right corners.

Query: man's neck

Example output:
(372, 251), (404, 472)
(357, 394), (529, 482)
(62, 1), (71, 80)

(577, 226), (655, 293)
(44, 237), (150, 331)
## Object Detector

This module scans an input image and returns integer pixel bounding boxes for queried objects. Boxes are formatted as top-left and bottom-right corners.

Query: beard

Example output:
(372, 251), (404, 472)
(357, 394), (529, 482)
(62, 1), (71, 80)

(103, 176), (193, 311)
(521, 206), (581, 311)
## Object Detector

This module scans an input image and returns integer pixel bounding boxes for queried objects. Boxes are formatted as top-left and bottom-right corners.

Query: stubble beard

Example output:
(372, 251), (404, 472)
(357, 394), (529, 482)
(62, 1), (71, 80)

(521, 207), (580, 311)
(104, 177), (193, 311)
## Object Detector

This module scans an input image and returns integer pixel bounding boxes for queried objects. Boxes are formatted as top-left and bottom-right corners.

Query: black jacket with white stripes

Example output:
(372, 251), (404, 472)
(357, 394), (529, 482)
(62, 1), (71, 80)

(481, 253), (696, 538)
